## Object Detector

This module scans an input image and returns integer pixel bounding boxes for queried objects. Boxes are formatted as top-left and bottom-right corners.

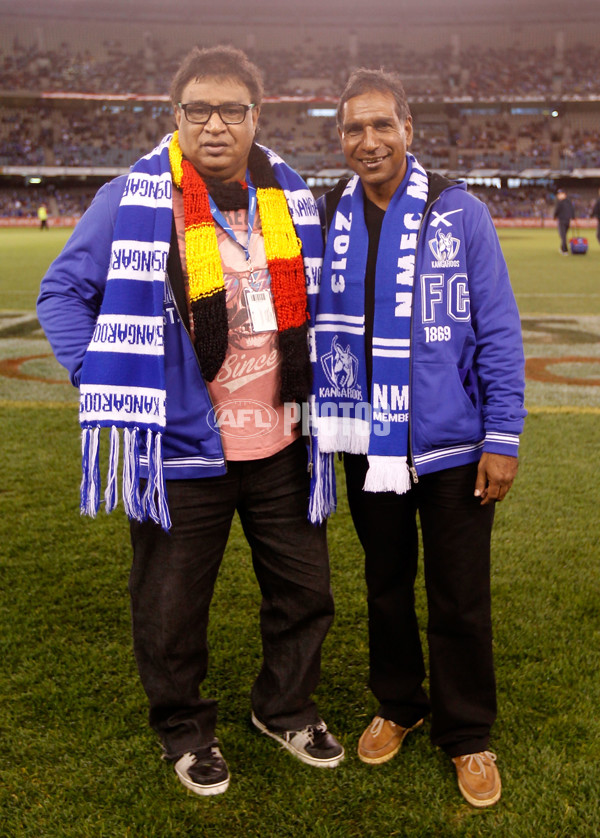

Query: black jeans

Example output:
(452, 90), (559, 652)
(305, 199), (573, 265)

(129, 439), (333, 759)
(558, 220), (570, 252)
(345, 455), (496, 758)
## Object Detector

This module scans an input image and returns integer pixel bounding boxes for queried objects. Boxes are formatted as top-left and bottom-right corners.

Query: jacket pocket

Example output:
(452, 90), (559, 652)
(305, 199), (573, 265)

(412, 361), (484, 450)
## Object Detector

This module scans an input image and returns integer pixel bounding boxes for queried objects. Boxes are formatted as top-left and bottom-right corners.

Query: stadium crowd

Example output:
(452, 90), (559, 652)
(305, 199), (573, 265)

(1, 37), (599, 221)
(2, 39), (600, 101)
(2, 180), (596, 224)
(1, 98), (599, 173)
(0, 184), (96, 218)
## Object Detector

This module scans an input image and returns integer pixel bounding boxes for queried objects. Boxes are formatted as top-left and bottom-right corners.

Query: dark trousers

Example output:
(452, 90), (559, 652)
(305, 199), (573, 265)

(558, 220), (570, 252)
(129, 439), (334, 759)
(344, 455), (496, 758)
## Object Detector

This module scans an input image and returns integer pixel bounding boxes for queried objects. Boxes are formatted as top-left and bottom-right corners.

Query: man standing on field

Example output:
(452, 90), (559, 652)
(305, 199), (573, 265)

(37, 203), (48, 230)
(309, 68), (526, 808)
(554, 188), (575, 254)
(37, 45), (343, 798)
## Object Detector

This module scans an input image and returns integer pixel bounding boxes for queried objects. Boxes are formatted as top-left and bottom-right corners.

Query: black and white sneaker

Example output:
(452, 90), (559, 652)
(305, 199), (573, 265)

(251, 712), (344, 768)
(174, 745), (230, 796)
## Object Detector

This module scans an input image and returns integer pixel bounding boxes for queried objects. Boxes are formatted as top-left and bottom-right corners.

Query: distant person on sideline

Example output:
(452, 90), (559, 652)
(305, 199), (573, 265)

(553, 189), (575, 254)
(309, 67), (526, 809)
(37, 203), (48, 230)
(590, 187), (600, 246)
(37, 45), (343, 799)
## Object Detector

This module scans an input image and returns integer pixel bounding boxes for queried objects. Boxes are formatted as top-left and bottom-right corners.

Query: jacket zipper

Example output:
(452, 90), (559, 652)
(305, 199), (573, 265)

(408, 192), (444, 485)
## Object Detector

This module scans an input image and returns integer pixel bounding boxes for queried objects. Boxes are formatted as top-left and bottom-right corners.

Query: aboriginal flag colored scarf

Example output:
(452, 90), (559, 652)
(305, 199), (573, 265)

(78, 133), (321, 531)
(168, 134), (311, 392)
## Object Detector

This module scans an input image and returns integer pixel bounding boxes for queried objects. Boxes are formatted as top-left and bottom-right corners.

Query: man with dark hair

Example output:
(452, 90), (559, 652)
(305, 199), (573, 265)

(554, 188), (575, 254)
(335, 68), (411, 126)
(309, 67), (525, 808)
(37, 44), (343, 798)
(169, 44), (264, 111)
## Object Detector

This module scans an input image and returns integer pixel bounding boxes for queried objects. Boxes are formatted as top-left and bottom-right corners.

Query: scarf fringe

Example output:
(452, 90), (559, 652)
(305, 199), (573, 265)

(80, 426), (101, 518)
(123, 427), (144, 522)
(363, 455), (411, 494)
(142, 428), (157, 522)
(80, 426), (171, 530)
(153, 433), (171, 530)
(314, 415), (371, 455)
(308, 447), (337, 524)
(142, 430), (171, 530)
(104, 425), (120, 514)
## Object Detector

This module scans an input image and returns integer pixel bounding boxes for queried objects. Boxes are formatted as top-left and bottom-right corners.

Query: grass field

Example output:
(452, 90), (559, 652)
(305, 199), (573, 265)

(1, 226), (599, 837)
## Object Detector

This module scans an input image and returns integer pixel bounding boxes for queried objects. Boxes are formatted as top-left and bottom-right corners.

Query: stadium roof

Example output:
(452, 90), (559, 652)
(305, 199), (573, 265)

(1, 0), (599, 26)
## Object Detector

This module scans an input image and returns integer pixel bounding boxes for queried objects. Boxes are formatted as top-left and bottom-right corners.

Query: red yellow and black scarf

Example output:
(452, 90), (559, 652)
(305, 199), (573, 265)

(168, 132), (311, 403)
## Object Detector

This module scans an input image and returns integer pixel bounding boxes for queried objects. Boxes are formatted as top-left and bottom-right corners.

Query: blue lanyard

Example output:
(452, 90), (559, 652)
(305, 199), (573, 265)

(208, 172), (257, 263)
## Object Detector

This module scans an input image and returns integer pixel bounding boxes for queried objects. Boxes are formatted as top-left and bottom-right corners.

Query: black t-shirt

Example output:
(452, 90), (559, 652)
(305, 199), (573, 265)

(363, 197), (386, 395)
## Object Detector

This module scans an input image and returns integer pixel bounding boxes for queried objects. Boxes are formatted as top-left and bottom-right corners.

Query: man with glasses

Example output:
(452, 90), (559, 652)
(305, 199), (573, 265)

(37, 45), (343, 797)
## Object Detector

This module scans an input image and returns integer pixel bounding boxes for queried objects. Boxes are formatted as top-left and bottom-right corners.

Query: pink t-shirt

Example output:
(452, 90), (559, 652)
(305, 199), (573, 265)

(173, 188), (300, 460)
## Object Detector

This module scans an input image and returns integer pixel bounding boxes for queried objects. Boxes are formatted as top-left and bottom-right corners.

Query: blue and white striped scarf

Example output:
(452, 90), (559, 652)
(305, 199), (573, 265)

(79, 135), (323, 531)
(309, 155), (428, 522)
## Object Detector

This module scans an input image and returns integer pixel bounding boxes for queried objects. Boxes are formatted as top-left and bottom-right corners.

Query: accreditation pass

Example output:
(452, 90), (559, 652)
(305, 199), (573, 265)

(245, 288), (278, 333)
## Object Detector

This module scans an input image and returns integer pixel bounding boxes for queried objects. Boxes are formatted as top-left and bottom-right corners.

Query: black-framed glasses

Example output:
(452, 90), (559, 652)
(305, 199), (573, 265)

(178, 101), (255, 125)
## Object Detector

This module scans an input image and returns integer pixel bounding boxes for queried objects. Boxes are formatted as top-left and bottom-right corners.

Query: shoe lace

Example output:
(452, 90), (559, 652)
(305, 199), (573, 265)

(459, 751), (497, 778)
(369, 716), (396, 736)
(190, 745), (220, 765)
(290, 720), (327, 747)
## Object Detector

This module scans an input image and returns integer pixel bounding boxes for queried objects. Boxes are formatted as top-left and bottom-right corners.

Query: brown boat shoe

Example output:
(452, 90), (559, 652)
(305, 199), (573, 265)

(357, 716), (424, 765)
(452, 751), (502, 808)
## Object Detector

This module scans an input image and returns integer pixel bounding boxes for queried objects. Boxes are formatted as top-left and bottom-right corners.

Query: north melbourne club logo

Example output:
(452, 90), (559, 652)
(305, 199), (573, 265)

(430, 208), (464, 228)
(321, 335), (359, 391)
(429, 228), (461, 266)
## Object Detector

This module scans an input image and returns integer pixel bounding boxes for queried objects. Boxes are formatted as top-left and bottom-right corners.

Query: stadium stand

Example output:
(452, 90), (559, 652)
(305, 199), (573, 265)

(1, 5), (599, 223)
